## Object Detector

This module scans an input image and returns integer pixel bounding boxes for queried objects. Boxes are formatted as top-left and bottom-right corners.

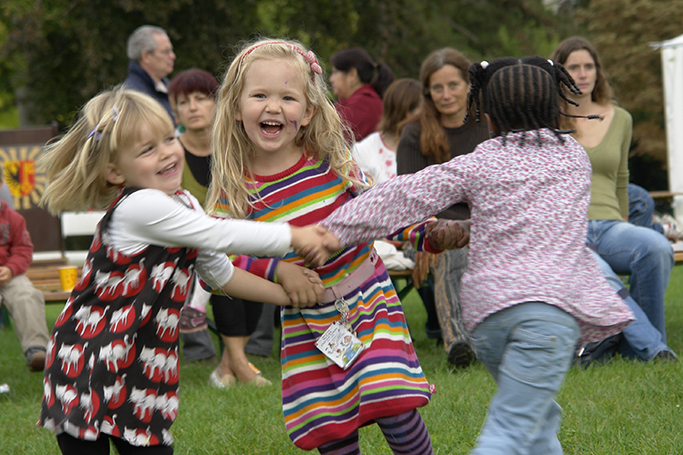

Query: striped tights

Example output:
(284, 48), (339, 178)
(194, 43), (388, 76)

(317, 409), (433, 455)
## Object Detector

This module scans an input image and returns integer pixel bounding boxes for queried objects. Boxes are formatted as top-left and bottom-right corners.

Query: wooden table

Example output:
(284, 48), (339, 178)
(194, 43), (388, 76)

(25, 259), (81, 303)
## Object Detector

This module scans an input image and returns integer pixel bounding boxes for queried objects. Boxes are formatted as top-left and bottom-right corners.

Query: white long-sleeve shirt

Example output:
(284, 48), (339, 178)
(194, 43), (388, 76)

(106, 188), (292, 290)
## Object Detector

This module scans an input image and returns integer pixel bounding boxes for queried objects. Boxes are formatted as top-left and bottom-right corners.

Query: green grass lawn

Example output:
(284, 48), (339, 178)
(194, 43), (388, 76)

(1, 267), (682, 455)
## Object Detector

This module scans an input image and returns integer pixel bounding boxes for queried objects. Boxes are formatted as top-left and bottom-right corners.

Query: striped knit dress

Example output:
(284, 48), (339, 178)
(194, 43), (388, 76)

(215, 153), (433, 450)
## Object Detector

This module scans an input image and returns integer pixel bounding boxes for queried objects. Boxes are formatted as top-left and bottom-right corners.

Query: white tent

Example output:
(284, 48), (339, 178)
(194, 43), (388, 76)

(658, 34), (683, 221)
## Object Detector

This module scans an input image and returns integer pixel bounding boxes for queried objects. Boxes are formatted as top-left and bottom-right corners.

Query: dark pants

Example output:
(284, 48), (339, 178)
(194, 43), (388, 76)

(57, 433), (173, 455)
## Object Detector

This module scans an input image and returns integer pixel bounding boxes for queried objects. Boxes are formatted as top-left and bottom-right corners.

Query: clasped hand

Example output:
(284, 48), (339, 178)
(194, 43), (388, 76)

(288, 219), (469, 296)
(285, 225), (342, 308)
(425, 219), (470, 251)
(275, 261), (326, 308)
(412, 219), (470, 288)
(290, 224), (341, 268)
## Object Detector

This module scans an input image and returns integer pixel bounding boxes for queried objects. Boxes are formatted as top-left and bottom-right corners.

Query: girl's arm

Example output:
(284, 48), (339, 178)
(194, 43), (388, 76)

(319, 158), (470, 247)
(220, 267), (291, 306)
(304, 219), (470, 265)
(409, 219), (470, 288)
(383, 218), (442, 254)
(220, 267), (321, 308)
(110, 189), (327, 258)
(197, 250), (324, 308)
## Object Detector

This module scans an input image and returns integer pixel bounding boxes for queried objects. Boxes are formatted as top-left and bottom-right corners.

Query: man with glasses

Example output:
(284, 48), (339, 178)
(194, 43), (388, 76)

(124, 25), (177, 122)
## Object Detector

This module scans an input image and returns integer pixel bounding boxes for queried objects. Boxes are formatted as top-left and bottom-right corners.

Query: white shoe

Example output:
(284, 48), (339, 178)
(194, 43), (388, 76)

(209, 370), (236, 389)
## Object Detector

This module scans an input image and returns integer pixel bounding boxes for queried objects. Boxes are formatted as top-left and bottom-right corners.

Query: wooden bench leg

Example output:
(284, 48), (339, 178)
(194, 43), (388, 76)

(393, 277), (415, 301)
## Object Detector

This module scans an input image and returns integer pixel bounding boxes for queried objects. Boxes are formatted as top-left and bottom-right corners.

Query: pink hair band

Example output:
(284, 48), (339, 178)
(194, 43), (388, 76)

(241, 42), (323, 79)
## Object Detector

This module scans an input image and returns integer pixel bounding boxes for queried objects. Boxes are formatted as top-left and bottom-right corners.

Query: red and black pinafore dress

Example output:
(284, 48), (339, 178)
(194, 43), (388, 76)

(39, 188), (197, 447)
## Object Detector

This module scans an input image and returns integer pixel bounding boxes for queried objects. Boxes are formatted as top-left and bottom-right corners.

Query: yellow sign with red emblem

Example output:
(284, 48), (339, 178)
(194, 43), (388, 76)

(0, 145), (47, 209)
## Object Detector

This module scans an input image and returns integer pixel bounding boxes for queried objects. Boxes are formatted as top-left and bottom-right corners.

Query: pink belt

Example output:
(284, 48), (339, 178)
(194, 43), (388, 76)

(321, 250), (379, 304)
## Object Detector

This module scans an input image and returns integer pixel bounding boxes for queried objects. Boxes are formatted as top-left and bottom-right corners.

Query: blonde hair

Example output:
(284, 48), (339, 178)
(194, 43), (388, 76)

(207, 38), (360, 218)
(40, 86), (174, 215)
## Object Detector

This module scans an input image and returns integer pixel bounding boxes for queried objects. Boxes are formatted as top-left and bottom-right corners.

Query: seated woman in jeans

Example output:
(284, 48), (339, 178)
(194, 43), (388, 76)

(588, 249), (676, 362)
(551, 37), (674, 342)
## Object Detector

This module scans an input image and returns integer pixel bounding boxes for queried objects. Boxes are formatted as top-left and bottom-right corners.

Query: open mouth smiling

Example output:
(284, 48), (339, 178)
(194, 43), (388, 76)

(260, 121), (284, 136)
(158, 162), (177, 175)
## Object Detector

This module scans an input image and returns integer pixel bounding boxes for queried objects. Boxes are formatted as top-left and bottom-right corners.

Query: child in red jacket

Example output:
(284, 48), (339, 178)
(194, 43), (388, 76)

(0, 193), (49, 371)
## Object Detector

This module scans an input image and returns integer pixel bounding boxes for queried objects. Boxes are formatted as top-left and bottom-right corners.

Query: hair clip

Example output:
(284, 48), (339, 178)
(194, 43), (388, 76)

(547, 59), (554, 66)
(111, 105), (120, 122)
(304, 51), (323, 75)
(87, 125), (102, 142)
(480, 61), (489, 69)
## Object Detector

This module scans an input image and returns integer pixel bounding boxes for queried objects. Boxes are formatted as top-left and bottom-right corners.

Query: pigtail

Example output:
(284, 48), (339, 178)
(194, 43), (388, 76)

(549, 60), (604, 121)
(464, 61), (488, 124)
(552, 61), (581, 107)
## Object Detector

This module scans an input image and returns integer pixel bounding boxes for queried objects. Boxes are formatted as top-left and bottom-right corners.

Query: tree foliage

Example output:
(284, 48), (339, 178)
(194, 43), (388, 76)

(0, 0), (573, 127)
(575, 0), (683, 168)
(2, 0), (680, 187)
(1, 0), (261, 124)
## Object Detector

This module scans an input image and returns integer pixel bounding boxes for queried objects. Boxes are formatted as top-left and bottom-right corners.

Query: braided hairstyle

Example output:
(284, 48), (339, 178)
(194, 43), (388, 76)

(464, 56), (581, 145)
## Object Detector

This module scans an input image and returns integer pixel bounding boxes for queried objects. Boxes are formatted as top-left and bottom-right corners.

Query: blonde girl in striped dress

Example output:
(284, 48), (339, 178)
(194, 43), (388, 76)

(206, 38), (438, 454)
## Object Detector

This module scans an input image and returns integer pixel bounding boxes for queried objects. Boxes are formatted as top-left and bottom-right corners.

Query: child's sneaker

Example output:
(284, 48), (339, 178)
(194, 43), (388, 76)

(660, 214), (683, 241)
(179, 306), (208, 333)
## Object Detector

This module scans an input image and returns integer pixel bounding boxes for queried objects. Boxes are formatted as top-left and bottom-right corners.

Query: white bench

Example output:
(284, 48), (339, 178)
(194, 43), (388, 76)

(32, 211), (104, 265)
(29, 211), (104, 302)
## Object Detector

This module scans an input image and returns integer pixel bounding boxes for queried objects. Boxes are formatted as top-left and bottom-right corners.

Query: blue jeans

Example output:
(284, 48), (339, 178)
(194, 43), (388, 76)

(589, 250), (672, 360)
(628, 183), (663, 234)
(470, 302), (579, 455)
(586, 219), (673, 342)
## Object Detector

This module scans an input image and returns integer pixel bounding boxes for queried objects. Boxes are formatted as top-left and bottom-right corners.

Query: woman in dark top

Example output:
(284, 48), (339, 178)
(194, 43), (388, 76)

(330, 47), (395, 142)
(397, 48), (489, 367)
(169, 69), (215, 205)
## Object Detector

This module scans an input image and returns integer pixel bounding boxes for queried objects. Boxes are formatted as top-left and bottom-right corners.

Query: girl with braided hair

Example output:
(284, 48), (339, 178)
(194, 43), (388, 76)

(316, 56), (634, 454)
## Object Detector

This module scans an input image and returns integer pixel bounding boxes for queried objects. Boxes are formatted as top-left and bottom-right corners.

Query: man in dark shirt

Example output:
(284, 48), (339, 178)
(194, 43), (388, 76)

(124, 25), (176, 123)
